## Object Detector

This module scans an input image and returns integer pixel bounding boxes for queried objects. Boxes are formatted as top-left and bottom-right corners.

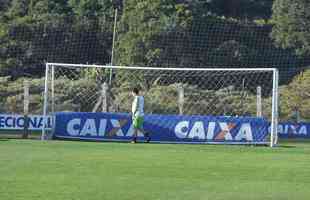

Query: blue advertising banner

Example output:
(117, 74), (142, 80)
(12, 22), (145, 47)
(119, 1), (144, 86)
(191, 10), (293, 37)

(273, 122), (310, 138)
(54, 112), (269, 144)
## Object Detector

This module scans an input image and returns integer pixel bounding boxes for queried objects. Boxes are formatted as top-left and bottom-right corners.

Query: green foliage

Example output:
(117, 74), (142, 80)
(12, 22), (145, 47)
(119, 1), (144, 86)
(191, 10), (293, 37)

(69, 0), (103, 18)
(0, 0), (114, 79)
(116, 0), (188, 66)
(0, 0), (308, 122)
(272, 0), (310, 55)
(279, 69), (310, 121)
(0, 0), (10, 13)
(0, 74), (105, 113)
(115, 0), (304, 85)
(145, 84), (179, 114)
(53, 76), (100, 112)
(0, 77), (44, 114)
(206, 0), (272, 20)
(111, 79), (259, 117)
(0, 0), (305, 81)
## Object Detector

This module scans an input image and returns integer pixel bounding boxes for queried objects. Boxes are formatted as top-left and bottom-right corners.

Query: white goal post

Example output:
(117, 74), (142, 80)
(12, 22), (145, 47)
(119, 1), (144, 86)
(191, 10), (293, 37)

(42, 62), (279, 147)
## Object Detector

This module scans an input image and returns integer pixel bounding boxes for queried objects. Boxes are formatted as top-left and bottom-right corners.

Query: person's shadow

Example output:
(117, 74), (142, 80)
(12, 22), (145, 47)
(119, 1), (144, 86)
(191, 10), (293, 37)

(276, 144), (296, 148)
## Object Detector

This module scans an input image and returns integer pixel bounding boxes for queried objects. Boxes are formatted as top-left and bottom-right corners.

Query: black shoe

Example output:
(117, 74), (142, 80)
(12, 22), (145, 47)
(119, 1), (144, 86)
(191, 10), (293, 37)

(146, 136), (151, 143)
(131, 138), (137, 144)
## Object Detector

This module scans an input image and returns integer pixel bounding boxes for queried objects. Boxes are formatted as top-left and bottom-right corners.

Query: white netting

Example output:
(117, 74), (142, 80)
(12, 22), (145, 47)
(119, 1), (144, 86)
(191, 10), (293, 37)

(44, 64), (275, 118)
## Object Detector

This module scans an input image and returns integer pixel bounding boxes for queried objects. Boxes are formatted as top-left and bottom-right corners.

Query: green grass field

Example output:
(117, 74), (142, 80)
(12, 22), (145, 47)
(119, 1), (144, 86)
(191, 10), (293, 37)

(1, 139), (310, 200)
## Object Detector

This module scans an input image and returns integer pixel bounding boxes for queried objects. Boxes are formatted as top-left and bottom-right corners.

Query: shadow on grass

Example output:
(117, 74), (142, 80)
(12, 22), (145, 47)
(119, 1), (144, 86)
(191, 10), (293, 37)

(277, 138), (310, 148)
(276, 144), (297, 148)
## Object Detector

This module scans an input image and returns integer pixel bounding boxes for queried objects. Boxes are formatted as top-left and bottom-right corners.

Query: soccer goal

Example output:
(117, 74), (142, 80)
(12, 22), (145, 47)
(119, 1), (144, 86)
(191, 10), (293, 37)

(42, 62), (279, 147)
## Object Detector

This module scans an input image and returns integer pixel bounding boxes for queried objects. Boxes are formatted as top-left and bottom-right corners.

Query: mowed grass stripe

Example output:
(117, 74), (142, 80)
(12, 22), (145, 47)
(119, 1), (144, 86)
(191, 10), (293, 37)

(0, 140), (310, 200)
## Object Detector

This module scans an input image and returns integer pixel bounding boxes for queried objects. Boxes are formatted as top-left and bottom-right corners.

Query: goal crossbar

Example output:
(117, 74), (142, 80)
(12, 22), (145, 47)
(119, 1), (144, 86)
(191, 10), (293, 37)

(46, 62), (277, 72)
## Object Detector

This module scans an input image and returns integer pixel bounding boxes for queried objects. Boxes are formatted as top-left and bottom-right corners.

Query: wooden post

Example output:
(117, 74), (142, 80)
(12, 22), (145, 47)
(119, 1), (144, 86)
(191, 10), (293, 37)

(92, 83), (110, 112)
(177, 84), (184, 115)
(23, 80), (29, 139)
(241, 78), (245, 115)
(92, 95), (102, 112)
(257, 86), (262, 117)
(293, 107), (301, 123)
(102, 82), (109, 112)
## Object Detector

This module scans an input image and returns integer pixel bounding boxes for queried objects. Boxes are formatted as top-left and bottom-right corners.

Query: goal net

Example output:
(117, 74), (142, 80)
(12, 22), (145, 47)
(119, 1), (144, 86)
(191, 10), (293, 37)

(43, 63), (278, 146)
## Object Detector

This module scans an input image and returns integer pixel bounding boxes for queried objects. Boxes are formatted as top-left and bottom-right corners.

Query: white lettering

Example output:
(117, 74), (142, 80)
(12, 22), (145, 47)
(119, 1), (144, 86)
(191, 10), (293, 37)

(188, 121), (205, 139)
(67, 118), (81, 136)
(175, 121), (189, 139)
(235, 123), (253, 141)
(299, 125), (307, 135)
(206, 122), (216, 140)
(278, 125), (284, 134)
(6, 117), (14, 127)
(290, 125), (298, 135)
(110, 119), (124, 136)
(284, 125), (289, 134)
(98, 119), (107, 136)
(0, 115), (52, 130)
(80, 119), (97, 136)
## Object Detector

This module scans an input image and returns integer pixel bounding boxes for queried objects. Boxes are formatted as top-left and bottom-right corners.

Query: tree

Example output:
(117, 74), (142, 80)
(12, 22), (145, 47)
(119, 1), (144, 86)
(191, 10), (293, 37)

(116, 0), (193, 66)
(192, 0), (272, 20)
(271, 0), (310, 55)
(0, 0), (115, 79)
(280, 69), (310, 121)
(0, 0), (10, 13)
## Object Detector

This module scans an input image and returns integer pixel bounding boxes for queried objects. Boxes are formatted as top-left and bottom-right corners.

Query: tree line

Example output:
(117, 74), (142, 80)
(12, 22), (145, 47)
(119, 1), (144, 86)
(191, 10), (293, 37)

(0, 0), (309, 121)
